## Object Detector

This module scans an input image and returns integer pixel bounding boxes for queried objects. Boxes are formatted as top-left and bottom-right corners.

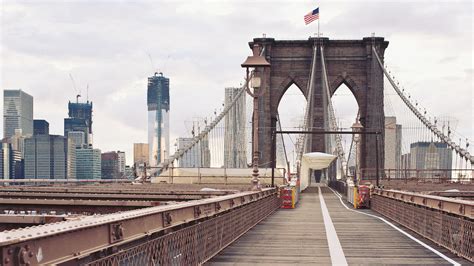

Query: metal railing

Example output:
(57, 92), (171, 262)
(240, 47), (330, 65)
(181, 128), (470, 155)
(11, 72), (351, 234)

(0, 179), (133, 184)
(360, 168), (473, 184)
(87, 194), (279, 265)
(156, 167), (287, 185)
(328, 180), (347, 196)
(0, 188), (279, 265)
(372, 189), (473, 262)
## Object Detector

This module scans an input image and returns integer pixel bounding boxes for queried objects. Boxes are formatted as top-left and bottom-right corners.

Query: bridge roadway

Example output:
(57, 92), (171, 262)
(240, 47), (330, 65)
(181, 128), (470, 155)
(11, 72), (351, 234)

(208, 184), (467, 265)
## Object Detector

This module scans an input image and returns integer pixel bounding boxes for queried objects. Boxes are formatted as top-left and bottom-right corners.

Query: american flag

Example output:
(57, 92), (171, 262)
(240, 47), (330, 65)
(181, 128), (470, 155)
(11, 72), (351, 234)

(304, 7), (319, 25)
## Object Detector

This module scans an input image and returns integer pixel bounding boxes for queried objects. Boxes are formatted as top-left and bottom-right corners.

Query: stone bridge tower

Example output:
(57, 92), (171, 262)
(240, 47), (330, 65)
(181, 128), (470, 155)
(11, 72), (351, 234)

(249, 36), (389, 172)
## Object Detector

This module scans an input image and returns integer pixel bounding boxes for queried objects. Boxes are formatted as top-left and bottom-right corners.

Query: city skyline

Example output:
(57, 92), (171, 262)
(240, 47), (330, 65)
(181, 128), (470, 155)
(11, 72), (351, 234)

(1, 1), (472, 164)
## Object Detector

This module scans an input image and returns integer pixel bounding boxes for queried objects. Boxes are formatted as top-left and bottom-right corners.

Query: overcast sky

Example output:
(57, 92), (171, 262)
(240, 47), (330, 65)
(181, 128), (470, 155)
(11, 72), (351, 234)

(1, 0), (472, 164)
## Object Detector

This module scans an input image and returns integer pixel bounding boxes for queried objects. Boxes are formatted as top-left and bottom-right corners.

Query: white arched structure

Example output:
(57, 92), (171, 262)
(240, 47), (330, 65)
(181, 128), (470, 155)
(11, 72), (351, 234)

(300, 152), (337, 191)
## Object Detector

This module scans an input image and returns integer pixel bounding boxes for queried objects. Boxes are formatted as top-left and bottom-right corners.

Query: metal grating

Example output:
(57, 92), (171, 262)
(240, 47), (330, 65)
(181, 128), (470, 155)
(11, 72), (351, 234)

(85, 195), (280, 265)
(372, 195), (473, 262)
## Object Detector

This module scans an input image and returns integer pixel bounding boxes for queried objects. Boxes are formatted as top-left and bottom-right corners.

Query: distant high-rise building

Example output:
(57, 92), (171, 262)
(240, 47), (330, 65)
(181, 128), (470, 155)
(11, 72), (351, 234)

(24, 135), (76, 179)
(3, 90), (33, 139)
(177, 137), (210, 168)
(224, 87), (246, 168)
(33, 119), (49, 135)
(410, 142), (452, 177)
(64, 100), (93, 147)
(275, 133), (286, 169)
(117, 151), (126, 176)
(384, 116), (402, 178)
(76, 148), (101, 179)
(133, 143), (149, 165)
(0, 141), (22, 179)
(101, 151), (125, 179)
(10, 129), (27, 158)
(66, 138), (76, 179)
(147, 72), (170, 167)
(124, 165), (134, 179)
(67, 131), (86, 148)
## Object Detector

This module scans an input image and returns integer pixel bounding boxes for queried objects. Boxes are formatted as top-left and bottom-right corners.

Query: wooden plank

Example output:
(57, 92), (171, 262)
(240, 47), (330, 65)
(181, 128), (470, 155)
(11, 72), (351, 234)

(209, 185), (468, 265)
(208, 188), (331, 264)
(321, 187), (451, 265)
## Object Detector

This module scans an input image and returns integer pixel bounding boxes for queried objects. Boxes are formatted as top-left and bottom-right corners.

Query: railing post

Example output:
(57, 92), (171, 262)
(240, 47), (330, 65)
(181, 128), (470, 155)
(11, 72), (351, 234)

(198, 167), (201, 184)
(224, 167), (227, 184)
(271, 129), (276, 187)
(405, 168), (407, 184)
(375, 134), (380, 187)
(169, 166), (173, 184)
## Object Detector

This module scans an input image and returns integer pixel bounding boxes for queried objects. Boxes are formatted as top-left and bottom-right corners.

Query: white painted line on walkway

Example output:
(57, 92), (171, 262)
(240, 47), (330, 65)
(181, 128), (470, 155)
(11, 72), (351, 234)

(318, 186), (348, 266)
(328, 187), (461, 266)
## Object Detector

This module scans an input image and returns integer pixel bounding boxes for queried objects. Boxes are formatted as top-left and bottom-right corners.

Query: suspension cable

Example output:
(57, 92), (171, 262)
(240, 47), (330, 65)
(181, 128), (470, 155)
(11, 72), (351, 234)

(155, 47), (267, 175)
(296, 43), (318, 161)
(320, 45), (347, 178)
(372, 46), (473, 164)
(276, 113), (290, 171)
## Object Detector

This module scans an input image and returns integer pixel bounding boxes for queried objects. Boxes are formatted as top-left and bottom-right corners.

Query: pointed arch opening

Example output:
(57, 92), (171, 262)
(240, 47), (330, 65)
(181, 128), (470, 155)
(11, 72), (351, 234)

(331, 83), (360, 164)
(277, 83), (307, 174)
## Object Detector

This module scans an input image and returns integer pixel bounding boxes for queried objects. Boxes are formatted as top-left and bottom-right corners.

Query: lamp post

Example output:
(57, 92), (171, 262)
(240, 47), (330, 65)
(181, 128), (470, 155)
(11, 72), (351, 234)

(351, 121), (363, 186)
(241, 47), (270, 190)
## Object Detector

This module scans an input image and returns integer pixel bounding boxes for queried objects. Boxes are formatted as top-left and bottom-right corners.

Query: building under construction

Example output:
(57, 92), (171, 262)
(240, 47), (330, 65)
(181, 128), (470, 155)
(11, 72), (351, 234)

(147, 72), (170, 167)
(64, 99), (93, 147)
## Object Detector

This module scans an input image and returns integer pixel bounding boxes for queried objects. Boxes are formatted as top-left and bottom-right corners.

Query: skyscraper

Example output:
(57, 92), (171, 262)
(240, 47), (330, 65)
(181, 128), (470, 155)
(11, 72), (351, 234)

(67, 131), (86, 148)
(64, 100), (93, 147)
(76, 148), (101, 179)
(24, 135), (76, 179)
(10, 129), (27, 158)
(3, 90), (33, 139)
(33, 119), (49, 135)
(117, 151), (126, 176)
(224, 87), (246, 168)
(177, 137), (210, 168)
(0, 141), (22, 179)
(384, 116), (402, 178)
(133, 143), (149, 165)
(147, 72), (170, 167)
(101, 151), (122, 179)
(409, 141), (453, 178)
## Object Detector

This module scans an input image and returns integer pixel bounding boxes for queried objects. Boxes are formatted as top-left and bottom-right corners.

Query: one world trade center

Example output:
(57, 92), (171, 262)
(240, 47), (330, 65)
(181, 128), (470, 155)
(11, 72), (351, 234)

(147, 72), (170, 167)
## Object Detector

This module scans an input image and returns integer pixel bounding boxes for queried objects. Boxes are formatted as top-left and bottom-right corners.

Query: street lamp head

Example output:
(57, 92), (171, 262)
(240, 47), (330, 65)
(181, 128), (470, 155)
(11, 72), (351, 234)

(351, 121), (363, 143)
(351, 121), (363, 131)
(241, 55), (270, 68)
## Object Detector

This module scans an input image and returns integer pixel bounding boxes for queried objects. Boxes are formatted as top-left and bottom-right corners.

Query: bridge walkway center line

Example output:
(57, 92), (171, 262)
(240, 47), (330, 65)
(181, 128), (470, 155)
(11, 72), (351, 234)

(321, 186), (465, 265)
(207, 186), (331, 265)
(318, 186), (348, 265)
(208, 184), (467, 265)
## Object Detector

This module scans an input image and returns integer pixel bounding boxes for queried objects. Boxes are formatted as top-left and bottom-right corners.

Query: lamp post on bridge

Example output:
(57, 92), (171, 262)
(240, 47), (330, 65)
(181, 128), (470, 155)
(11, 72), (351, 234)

(351, 121), (363, 186)
(241, 46), (271, 190)
(350, 121), (381, 187)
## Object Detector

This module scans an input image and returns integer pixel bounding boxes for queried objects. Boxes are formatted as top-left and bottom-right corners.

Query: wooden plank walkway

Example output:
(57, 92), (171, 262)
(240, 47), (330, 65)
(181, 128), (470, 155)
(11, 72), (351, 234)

(207, 184), (467, 265)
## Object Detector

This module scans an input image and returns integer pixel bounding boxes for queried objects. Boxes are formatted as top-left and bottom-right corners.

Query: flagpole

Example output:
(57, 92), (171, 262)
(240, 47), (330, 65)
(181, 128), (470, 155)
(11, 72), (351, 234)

(318, 15), (320, 37)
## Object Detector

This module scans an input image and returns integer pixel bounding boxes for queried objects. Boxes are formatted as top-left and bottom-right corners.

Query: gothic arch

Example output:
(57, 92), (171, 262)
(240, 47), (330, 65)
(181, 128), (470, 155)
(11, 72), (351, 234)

(330, 73), (362, 109)
(249, 36), (389, 171)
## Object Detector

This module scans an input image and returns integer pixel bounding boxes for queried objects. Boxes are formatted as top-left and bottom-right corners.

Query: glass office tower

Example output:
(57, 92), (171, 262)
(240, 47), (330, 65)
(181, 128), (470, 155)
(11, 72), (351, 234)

(3, 90), (33, 139)
(64, 100), (93, 147)
(147, 72), (170, 167)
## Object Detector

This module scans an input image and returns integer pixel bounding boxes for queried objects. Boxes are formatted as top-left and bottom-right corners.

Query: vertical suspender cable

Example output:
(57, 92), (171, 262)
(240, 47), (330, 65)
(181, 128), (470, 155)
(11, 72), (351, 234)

(320, 45), (347, 179)
(372, 46), (473, 166)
